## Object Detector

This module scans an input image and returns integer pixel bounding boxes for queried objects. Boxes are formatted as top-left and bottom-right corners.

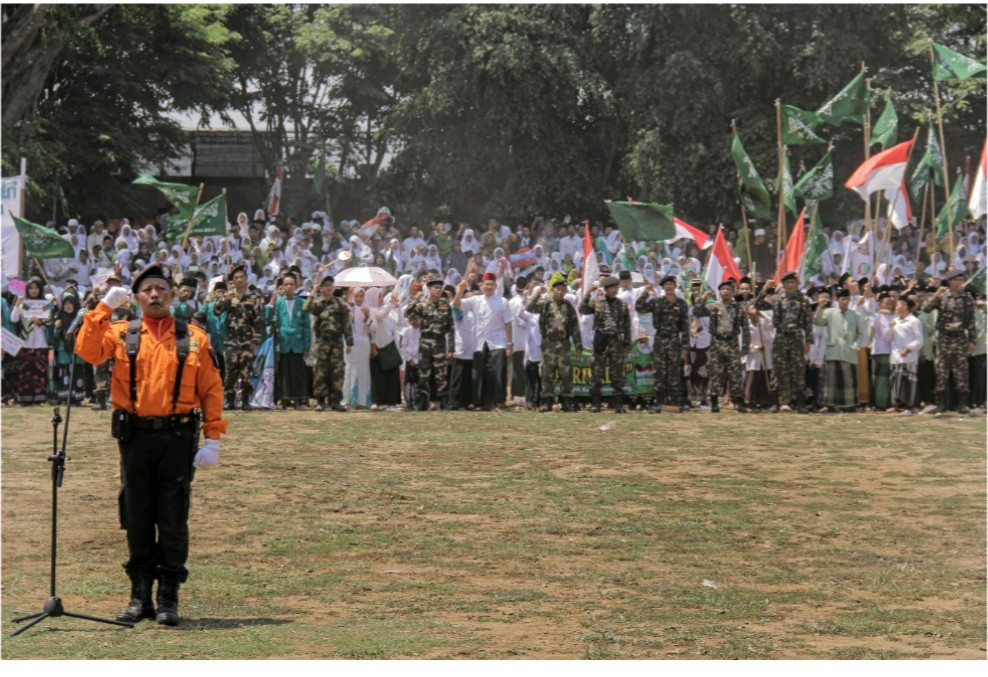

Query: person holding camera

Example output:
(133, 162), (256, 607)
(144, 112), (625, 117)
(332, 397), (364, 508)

(75, 264), (227, 627)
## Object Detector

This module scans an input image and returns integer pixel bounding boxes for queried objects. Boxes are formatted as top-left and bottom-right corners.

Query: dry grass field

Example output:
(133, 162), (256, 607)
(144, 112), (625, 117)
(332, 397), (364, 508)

(1, 405), (985, 659)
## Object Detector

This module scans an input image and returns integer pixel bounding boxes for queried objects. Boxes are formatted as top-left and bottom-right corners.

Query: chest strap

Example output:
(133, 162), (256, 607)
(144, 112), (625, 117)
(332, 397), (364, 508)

(125, 318), (191, 414)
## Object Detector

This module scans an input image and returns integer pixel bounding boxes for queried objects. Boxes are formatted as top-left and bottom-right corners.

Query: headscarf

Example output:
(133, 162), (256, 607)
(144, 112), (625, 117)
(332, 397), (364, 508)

(460, 228), (478, 255)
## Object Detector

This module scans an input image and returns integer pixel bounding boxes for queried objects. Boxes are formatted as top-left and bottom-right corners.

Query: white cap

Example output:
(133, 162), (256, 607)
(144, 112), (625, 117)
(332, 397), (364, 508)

(754, 228), (766, 237)
(67, 218), (79, 227)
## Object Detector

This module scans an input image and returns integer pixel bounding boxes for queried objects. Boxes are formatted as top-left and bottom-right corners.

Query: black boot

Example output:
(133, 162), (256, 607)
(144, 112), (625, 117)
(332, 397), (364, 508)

(117, 576), (155, 622)
(316, 397), (326, 411)
(710, 395), (720, 413)
(439, 395), (449, 410)
(540, 396), (554, 413)
(649, 391), (664, 414)
(957, 391), (971, 415)
(241, 387), (253, 411)
(224, 392), (236, 410)
(796, 391), (809, 414)
(734, 397), (747, 414)
(935, 391), (948, 414)
(612, 394), (626, 414)
(155, 577), (180, 626)
(590, 394), (601, 413)
(96, 392), (108, 411)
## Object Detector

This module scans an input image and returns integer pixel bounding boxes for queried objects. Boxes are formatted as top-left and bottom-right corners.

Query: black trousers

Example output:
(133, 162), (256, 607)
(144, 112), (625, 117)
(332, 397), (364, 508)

(118, 422), (198, 582)
(449, 358), (474, 409)
(525, 360), (541, 405)
(472, 345), (507, 406)
(510, 350), (527, 397)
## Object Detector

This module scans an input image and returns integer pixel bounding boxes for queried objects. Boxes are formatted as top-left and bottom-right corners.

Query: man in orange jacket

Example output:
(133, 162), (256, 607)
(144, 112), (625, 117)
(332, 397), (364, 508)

(76, 264), (227, 626)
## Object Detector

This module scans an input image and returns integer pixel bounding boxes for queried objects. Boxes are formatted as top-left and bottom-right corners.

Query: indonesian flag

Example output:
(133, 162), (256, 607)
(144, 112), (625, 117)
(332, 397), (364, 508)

(703, 226), (741, 293)
(969, 138), (987, 220)
(581, 220), (599, 295)
(667, 217), (712, 249)
(885, 182), (914, 230)
(773, 208), (807, 284)
(266, 164), (282, 216)
(844, 140), (915, 202)
(358, 213), (389, 239)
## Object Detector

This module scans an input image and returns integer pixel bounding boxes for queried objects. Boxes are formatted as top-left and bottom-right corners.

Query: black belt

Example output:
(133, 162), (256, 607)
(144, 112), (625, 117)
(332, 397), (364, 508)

(130, 414), (194, 430)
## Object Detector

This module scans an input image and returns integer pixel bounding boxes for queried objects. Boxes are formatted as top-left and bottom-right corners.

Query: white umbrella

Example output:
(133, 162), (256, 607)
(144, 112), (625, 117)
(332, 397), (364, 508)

(332, 265), (398, 288)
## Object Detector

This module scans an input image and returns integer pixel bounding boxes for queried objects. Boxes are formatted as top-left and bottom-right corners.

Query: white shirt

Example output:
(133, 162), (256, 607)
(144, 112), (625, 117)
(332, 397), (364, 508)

(398, 325), (420, 364)
(886, 314), (924, 366)
(508, 294), (529, 354)
(453, 306), (477, 359)
(871, 312), (892, 356)
(520, 308), (542, 363)
(460, 292), (512, 350)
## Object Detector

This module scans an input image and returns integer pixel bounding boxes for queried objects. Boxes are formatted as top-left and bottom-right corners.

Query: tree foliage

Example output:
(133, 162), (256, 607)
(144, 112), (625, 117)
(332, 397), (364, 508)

(3, 4), (984, 228)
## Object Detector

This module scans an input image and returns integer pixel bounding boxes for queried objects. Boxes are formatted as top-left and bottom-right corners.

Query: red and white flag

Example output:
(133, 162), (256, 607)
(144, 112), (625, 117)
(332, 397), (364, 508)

(844, 140), (915, 202)
(703, 226), (741, 293)
(357, 213), (389, 239)
(581, 220), (599, 295)
(773, 209), (807, 284)
(969, 138), (987, 220)
(885, 182), (914, 230)
(266, 164), (283, 216)
(667, 217), (712, 249)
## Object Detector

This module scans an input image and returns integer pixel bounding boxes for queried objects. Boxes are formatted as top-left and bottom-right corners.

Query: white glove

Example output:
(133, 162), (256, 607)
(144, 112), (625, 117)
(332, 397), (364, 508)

(193, 439), (220, 468)
(101, 286), (132, 310)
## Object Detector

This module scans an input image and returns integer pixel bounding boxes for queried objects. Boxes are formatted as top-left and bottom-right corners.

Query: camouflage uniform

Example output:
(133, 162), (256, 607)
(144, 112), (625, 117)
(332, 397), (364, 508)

(693, 299), (750, 401)
(922, 290), (975, 405)
(526, 294), (582, 399)
(405, 297), (454, 408)
(214, 287), (265, 403)
(755, 289), (814, 405)
(579, 293), (632, 398)
(636, 294), (688, 406)
(303, 293), (353, 405)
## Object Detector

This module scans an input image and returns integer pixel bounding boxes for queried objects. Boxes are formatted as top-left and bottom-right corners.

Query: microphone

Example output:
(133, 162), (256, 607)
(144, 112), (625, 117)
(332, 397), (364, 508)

(67, 309), (88, 335)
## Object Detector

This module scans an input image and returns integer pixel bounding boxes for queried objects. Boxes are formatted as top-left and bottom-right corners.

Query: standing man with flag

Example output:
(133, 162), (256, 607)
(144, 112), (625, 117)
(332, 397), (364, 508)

(755, 272), (814, 413)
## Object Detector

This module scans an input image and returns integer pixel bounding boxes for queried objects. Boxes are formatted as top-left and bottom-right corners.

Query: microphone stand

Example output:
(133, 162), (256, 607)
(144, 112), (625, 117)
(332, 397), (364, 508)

(10, 329), (134, 636)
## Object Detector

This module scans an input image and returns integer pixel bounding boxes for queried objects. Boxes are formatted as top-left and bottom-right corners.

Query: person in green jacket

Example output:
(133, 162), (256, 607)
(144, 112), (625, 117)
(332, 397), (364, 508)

(265, 273), (312, 408)
(814, 288), (860, 412)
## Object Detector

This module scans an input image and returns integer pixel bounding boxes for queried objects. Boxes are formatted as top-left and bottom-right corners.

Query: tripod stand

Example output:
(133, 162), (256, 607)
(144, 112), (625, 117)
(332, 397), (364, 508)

(10, 336), (134, 636)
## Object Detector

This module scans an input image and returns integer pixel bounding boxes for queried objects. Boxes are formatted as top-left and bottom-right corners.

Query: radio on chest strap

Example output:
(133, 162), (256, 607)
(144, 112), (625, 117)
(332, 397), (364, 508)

(125, 318), (191, 414)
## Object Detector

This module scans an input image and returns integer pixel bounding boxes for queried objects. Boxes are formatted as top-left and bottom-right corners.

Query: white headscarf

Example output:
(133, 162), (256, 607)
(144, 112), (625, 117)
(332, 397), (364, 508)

(460, 228), (478, 255)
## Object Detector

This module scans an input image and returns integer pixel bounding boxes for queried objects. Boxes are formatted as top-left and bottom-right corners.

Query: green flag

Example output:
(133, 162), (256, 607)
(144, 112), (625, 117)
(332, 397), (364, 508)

(779, 154), (796, 216)
(816, 71), (869, 126)
(13, 216), (75, 259)
(780, 105), (824, 145)
(730, 131), (772, 219)
(604, 201), (676, 242)
(57, 185), (70, 220)
(932, 42), (987, 81)
(870, 97), (898, 149)
(910, 126), (945, 206)
(166, 193), (227, 240)
(970, 266), (987, 296)
(133, 174), (199, 218)
(794, 151), (833, 202)
(800, 203), (829, 281)
(935, 170), (968, 237)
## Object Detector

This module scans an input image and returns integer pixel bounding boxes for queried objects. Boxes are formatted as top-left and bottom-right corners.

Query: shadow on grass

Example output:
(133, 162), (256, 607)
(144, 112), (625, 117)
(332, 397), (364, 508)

(177, 617), (294, 630)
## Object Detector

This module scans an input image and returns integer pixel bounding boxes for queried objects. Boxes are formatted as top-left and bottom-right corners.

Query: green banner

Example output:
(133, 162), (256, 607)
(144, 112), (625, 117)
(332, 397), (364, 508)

(13, 216), (75, 259)
(569, 347), (654, 397)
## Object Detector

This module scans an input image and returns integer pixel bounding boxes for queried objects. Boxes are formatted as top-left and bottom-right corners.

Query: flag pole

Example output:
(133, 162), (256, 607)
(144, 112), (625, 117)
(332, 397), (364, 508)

(861, 63), (875, 251)
(930, 44), (954, 264)
(174, 183), (205, 280)
(914, 181), (931, 277)
(730, 119), (755, 276)
(774, 99), (787, 263)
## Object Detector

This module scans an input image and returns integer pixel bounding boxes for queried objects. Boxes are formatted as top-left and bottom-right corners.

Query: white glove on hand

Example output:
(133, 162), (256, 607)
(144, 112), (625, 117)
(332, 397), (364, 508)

(193, 439), (220, 468)
(102, 286), (132, 310)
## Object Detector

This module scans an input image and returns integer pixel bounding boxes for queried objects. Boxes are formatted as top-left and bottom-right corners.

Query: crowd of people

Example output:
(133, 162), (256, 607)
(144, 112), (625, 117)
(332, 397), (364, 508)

(2, 206), (985, 415)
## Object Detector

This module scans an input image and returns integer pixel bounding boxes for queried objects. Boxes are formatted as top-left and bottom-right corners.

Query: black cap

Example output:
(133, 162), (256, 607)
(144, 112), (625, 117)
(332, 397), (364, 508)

(179, 277), (198, 288)
(858, 276), (871, 287)
(718, 279), (735, 290)
(659, 275), (677, 286)
(515, 276), (528, 290)
(229, 263), (248, 279)
(318, 273), (334, 286)
(838, 272), (852, 286)
(781, 271), (798, 283)
(943, 269), (966, 281)
(599, 265), (612, 275)
(425, 278), (443, 287)
(601, 275), (620, 287)
(739, 276), (752, 286)
(551, 277), (567, 288)
(618, 270), (632, 281)
(836, 288), (851, 298)
(131, 264), (172, 293)
(213, 281), (228, 291)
